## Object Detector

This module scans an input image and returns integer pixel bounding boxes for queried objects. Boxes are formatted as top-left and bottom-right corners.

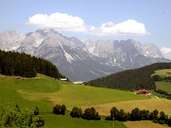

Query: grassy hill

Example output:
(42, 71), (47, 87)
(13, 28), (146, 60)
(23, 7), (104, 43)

(0, 74), (171, 127)
(0, 74), (145, 128)
(86, 62), (171, 90)
(0, 74), (147, 111)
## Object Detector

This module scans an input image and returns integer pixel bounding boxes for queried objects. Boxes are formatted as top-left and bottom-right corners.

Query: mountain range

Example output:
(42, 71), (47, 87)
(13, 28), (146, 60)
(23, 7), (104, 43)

(0, 29), (169, 81)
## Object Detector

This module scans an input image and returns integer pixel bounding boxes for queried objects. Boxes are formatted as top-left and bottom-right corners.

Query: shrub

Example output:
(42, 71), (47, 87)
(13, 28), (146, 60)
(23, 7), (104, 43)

(82, 107), (100, 120)
(31, 116), (45, 128)
(105, 116), (112, 120)
(0, 106), (44, 128)
(168, 117), (171, 126)
(158, 111), (168, 124)
(117, 109), (128, 121)
(70, 107), (82, 118)
(150, 109), (159, 120)
(15, 104), (21, 112)
(61, 105), (66, 115)
(53, 104), (61, 114)
(140, 109), (150, 120)
(110, 107), (119, 120)
(130, 108), (141, 121)
(53, 104), (66, 115)
(34, 106), (39, 115)
(152, 75), (161, 81)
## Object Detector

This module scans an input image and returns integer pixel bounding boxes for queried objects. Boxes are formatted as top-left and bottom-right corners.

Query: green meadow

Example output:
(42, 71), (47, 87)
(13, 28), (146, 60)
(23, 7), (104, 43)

(0, 74), (148, 110)
(0, 74), (147, 128)
(0, 73), (170, 127)
(43, 114), (126, 128)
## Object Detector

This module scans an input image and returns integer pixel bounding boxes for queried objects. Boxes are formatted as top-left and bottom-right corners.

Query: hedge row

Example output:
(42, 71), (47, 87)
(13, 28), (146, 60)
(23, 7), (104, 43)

(53, 105), (100, 120)
(52, 104), (171, 127)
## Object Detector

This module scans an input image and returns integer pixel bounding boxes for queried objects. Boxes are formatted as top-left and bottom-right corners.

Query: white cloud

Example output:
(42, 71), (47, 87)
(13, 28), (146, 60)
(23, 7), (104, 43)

(161, 47), (171, 54)
(27, 12), (149, 36)
(160, 47), (171, 60)
(90, 20), (148, 36)
(27, 12), (87, 32)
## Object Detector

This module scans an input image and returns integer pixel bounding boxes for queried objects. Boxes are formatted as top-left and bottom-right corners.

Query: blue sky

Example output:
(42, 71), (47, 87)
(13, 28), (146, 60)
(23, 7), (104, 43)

(0, 0), (171, 47)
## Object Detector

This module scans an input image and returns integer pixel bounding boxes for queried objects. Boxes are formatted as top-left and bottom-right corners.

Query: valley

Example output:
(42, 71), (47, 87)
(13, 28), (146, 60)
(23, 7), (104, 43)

(1, 1), (171, 127)
(0, 74), (147, 114)
(0, 73), (171, 127)
(0, 50), (170, 127)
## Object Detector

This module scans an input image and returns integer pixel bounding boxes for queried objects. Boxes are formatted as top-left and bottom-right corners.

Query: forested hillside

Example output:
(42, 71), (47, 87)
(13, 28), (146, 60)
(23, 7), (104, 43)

(86, 62), (171, 90)
(0, 50), (63, 78)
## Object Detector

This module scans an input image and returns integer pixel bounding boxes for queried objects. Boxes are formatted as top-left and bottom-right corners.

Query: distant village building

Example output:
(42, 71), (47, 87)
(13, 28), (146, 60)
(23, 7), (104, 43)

(135, 89), (151, 96)
(73, 81), (84, 85)
(60, 78), (67, 81)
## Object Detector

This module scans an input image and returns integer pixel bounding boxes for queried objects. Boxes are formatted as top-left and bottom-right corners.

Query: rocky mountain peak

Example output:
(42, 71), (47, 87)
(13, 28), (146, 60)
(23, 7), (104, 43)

(0, 29), (168, 81)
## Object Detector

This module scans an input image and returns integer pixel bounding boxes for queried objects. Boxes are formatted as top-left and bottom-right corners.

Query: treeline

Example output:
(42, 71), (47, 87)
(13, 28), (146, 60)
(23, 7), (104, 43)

(106, 107), (171, 126)
(152, 74), (171, 99)
(0, 50), (63, 78)
(53, 104), (100, 120)
(86, 62), (171, 90)
(0, 105), (44, 128)
(152, 75), (171, 82)
(52, 104), (171, 127)
(155, 89), (171, 99)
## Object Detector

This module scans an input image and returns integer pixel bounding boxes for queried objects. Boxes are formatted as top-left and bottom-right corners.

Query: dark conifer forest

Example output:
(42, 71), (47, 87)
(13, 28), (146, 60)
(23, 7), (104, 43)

(87, 62), (171, 90)
(0, 50), (63, 78)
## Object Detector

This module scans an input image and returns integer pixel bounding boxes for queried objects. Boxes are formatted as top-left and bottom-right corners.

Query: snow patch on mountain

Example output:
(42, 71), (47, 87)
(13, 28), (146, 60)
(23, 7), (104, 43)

(142, 44), (163, 58)
(35, 38), (44, 47)
(64, 51), (74, 63)
(0, 29), (168, 81)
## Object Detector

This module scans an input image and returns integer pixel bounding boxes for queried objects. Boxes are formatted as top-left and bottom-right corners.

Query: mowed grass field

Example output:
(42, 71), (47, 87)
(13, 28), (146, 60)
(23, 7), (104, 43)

(0, 74), (148, 112)
(153, 69), (171, 94)
(125, 121), (170, 128)
(0, 74), (170, 127)
(153, 69), (171, 78)
(43, 114), (126, 128)
(0, 74), (146, 128)
(89, 98), (171, 116)
(0, 74), (128, 128)
(156, 81), (171, 94)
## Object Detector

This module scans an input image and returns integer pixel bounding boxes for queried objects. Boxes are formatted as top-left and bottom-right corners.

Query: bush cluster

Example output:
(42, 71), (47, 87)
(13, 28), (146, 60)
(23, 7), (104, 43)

(70, 107), (82, 118)
(53, 105), (100, 120)
(33, 106), (39, 115)
(53, 104), (66, 115)
(0, 105), (44, 128)
(82, 107), (100, 120)
(106, 107), (171, 127)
